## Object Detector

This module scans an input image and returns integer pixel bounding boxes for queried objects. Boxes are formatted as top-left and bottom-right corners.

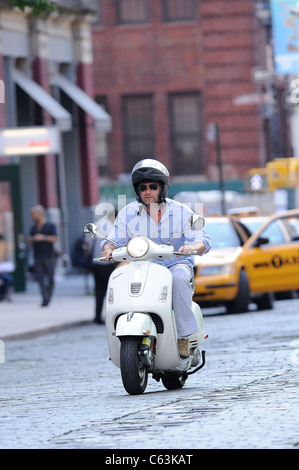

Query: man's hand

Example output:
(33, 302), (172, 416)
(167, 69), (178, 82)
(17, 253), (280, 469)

(176, 242), (206, 257)
(33, 233), (47, 242)
(30, 233), (58, 243)
(177, 246), (195, 257)
(101, 243), (115, 262)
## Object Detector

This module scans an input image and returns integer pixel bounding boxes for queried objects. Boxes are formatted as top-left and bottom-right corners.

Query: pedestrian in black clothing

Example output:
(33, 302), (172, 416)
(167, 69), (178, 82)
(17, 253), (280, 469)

(0, 233), (14, 302)
(93, 249), (116, 323)
(27, 205), (58, 307)
(92, 206), (118, 324)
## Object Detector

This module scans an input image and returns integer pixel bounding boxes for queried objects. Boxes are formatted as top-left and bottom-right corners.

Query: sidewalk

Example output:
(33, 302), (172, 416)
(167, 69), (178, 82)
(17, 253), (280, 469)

(0, 273), (96, 341)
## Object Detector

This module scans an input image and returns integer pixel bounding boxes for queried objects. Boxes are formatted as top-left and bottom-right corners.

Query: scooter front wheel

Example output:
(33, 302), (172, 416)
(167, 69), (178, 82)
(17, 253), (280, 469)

(120, 337), (148, 395)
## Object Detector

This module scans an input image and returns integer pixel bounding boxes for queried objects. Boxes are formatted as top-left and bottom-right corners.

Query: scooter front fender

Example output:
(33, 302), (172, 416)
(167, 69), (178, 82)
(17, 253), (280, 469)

(115, 312), (157, 338)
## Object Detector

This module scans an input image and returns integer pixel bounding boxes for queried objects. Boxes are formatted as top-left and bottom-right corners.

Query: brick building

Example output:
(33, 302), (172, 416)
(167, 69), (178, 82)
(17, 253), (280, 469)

(0, 1), (111, 290)
(92, 0), (290, 191)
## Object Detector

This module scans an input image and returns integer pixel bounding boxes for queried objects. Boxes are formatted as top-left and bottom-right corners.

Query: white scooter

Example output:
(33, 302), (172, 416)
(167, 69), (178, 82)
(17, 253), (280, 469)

(84, 215), (207, 395)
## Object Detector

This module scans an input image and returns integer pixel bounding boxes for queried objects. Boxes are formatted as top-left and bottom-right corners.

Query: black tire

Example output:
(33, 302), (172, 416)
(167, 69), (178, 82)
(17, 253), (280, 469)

(227, 269), (250, 314)
(256, 292), (274, 310)
(276, 290), (298, 300)
(120, 337), (148, 395)
(161, 372), (187, 390)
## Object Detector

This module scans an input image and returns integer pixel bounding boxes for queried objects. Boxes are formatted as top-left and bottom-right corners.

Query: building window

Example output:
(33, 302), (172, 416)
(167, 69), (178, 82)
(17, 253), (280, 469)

(92, 0), (101, 26)
(169, 93), (203, 176)
(16, 85), (38, 126)
(116, 0), (149, 25)
(163, 0), (196, 22)
(122, 95), (155, 172)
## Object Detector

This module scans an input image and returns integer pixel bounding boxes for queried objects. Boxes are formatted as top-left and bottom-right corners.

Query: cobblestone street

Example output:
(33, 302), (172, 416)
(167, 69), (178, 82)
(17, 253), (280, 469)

(1, 299), (298, 449)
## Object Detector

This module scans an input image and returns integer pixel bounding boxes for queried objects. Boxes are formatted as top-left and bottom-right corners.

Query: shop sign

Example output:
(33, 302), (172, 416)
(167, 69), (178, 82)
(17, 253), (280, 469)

(0, 126), (60, 156)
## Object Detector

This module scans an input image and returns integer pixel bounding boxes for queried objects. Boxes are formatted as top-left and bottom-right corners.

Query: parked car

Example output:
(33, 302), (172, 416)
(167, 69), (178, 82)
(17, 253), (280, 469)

(193, 209), (299, 313)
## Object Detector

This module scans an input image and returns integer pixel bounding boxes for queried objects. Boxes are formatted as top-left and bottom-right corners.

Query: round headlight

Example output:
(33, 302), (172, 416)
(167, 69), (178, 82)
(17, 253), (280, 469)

(127, 237), (149, 258)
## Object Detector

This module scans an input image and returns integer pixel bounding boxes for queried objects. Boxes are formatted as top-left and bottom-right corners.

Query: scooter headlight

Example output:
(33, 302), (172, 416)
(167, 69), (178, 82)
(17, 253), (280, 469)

(127, 237), (149, 258)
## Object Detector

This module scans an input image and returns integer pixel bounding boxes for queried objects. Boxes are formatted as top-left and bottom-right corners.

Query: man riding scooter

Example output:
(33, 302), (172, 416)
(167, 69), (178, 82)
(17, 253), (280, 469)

(100, 159), (211, 366)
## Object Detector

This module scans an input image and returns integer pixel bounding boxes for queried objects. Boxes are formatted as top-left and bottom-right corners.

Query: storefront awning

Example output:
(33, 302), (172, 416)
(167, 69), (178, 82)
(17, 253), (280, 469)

(51, 73), (112, 132)
(12, 68), (72, 132)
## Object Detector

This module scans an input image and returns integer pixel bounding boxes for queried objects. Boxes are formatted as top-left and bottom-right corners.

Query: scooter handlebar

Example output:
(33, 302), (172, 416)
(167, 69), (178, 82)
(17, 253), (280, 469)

(93, 256), (111, 262)
(94, 243), (197, 263)
(173, 250), (198, 256)
(94, 251), (197, 262)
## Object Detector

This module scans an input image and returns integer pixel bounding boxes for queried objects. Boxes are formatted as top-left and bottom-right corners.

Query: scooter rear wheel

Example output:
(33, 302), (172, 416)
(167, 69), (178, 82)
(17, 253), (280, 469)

(161, 372), (187, 390)
(120, 337), (148, 395)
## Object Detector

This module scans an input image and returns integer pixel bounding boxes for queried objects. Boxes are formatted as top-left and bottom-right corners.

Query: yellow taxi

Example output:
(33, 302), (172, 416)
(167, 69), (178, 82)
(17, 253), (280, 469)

(193, 209), (299, 313)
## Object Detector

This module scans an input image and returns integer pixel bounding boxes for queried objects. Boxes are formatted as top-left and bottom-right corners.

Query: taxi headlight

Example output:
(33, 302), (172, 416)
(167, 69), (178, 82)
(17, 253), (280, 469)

(127, 237), (149, 258)
(200, 264), (236, 276)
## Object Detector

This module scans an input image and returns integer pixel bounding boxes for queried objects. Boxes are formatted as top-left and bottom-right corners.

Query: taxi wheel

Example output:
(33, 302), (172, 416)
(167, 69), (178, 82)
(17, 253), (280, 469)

(227, 269), (250, 314)
(256, 292), (274, 310)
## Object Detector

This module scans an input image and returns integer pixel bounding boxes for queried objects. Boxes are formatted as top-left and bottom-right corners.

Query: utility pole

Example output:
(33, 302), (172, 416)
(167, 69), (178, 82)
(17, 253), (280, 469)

(207, 122), (226, 215)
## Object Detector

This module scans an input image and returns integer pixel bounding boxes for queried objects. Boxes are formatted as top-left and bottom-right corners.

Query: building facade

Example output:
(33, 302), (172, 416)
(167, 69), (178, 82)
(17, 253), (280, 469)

(92, 0), (290, 193)
(0, 0), (293, 290)
(0, 0), (111, 289)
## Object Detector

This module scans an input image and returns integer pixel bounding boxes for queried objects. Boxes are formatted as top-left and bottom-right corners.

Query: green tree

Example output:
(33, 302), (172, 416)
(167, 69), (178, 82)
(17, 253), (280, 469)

(8, 0), (57, 15)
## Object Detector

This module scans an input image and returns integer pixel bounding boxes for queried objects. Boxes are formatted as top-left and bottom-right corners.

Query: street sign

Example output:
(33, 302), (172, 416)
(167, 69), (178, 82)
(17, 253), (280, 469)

(206, 122), (217, 142)
(232, 92), (273, 106)
(0, 80), (4, 103)
(251, 67), (274, 84)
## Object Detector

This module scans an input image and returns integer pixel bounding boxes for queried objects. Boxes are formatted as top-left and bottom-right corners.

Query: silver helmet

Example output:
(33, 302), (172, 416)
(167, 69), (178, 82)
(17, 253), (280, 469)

(131, 159), (170, 203)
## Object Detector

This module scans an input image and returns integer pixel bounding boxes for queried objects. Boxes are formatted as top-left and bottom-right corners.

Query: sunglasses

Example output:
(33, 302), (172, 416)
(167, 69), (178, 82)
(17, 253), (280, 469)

(138, 183), (159, 192)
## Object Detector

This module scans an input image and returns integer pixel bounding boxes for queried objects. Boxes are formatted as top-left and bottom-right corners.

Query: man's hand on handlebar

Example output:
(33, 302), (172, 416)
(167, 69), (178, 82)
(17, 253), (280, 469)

(101, 243), (116, 262)
(176, 242), (206, 258)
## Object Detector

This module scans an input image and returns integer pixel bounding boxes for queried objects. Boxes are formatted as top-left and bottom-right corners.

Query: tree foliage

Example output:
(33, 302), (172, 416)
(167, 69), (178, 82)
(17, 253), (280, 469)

(8, 0), (57, 16)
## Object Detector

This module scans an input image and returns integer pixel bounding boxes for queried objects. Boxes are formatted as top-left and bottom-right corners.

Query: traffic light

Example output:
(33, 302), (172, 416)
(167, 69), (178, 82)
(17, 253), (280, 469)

(267, 158), (299, 189)
(267, 159), (290, 189)
(244, 158), (299, 192)
(243, 168), (269, 193)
